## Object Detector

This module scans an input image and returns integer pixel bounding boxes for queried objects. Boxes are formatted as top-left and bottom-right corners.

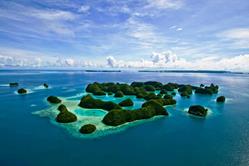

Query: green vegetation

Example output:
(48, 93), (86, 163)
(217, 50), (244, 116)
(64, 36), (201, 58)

(114, 90), (124, 97)
(43, 83), (49, 88)
(144, 92), (160, 100)
(162, 83), (178, 91)
(188, 105), (208, 117)
(57, 104), (68, 112)
(17, 88), (27, 94)
(144, 81), (163, 90)
(160, 89), (168, 94)
(47, 96), (61, 104)
(86, 83), (106, 96)
(163, 94), (173, 100)
(79, 124), (96, 134)
(216, 96), (225, 103)
(56, 104), (77, 123)
(102, 100), (168, 126)
(178, 85), (193, 98)
(119, 98), (134, 107)
(195, 83), (219, 95)
(79, 94), (121, 111)
(144, 85), (155, 91)
(9, 82), (18, 87)
(79, 81), (221, 126)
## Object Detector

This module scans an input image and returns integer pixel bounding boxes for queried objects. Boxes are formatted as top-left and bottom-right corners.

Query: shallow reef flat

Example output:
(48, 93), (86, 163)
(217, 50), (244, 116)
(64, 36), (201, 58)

(33, 98), (164, 139)
(33, 81), (225, 139)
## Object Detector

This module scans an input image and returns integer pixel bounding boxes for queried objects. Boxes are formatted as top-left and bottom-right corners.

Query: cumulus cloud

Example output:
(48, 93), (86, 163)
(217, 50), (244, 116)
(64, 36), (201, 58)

(105, 51), (249, 71)
(1, 46), (249, 71)
(151, 51), (177, 64)
(106, 56), (117, 67)
(0, 47), (97, 68)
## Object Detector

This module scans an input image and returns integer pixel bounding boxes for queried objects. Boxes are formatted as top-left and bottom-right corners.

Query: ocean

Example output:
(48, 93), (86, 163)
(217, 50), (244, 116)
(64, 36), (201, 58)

(0, 70), (248, 166)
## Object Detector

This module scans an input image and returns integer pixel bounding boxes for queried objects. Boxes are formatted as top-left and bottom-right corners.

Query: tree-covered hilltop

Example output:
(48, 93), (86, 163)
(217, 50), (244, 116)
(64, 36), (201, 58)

(43, 83), (49, 88)
(9, 82), (19, 87)
(79, 124), (96, 134)
(188, 105), (208, 117)
(195, 83), (219, 95)
(47, 96), (61, 104)
(84, 81), (219, 101)
(80, 81), (222, 126)
(56, 104), (77, 123)
(119, 98), (134, 107)
(102, 99), (168, 126)
(78, 94), (121, 111)
(178, 85), (193, 98)
(17, 88), (27, 94)
(216, 96), (226, 103)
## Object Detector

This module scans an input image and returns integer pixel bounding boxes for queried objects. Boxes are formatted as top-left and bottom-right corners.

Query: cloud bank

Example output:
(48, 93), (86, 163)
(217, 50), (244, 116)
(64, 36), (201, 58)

(0, 47), (248, 71)
(105, 52), (249, 71)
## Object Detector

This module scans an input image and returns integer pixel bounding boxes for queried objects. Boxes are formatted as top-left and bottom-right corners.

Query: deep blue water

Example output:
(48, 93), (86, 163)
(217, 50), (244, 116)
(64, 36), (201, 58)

(0, 70), (249, 166)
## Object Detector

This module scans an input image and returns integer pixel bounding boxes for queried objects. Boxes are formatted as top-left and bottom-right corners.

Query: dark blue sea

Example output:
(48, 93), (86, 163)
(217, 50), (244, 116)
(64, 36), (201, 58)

(0, 70), (249, 166)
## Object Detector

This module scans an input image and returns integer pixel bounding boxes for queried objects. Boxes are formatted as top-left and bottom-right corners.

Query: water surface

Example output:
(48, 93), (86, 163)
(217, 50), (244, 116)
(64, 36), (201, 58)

(0, 70), (248, 166)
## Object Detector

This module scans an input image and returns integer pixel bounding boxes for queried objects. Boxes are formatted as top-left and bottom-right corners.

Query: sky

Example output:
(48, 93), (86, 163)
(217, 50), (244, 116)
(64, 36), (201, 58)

(0, 0), (248, 71)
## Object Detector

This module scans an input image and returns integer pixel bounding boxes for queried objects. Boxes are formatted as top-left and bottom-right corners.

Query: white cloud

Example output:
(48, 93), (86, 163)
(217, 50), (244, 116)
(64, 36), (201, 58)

(176, 28), (183, 31)
(0, 47), (97, 68)
(124, 17), (166, 48)
(30, 9), (76, 21)
(220, 28), (249, 40)
(151, 51), (177, 64)
(0, 2), (77, 37)
(1, 47), (248, 71)
(105, 51), (249, 71)
(78, 5), (90, 13)
(218, 28), (249, 49)
(147, 0), (183, 9)
(169, 25), (183, 31)
(106, 56), (117, 67)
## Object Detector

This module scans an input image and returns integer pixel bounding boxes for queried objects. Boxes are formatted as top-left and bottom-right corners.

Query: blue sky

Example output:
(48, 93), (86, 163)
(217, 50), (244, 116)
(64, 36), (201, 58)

(0, 0), (248, 71)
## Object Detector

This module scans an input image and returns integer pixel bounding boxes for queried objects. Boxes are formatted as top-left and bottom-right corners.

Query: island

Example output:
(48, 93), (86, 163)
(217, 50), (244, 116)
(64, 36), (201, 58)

(188, 105), (208, 117)
(79, 94), (121, 111)
(114, 90), (124, 97)
(195, 83), (219, 95)
(43, 83), (49, 88)
(119, 98), (134, 107)
(37, 81), (223, 137)
(102, 100), (168, 126)
(47, 96), (61, 104)
(17, 88), (27, 94)
(56, 104), (77, 123)
(216, 96), (225, 103)
(79, 124), (96, 134)
(9, 82), (19, 87)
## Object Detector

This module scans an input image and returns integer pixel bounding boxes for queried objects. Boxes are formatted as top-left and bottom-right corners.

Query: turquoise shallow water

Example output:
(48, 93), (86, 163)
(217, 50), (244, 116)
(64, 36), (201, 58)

(0, 70), (249, 166)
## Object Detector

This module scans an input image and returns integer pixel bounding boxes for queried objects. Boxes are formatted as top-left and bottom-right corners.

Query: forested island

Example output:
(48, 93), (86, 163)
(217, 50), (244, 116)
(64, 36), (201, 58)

(43, 81), (224, 136)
